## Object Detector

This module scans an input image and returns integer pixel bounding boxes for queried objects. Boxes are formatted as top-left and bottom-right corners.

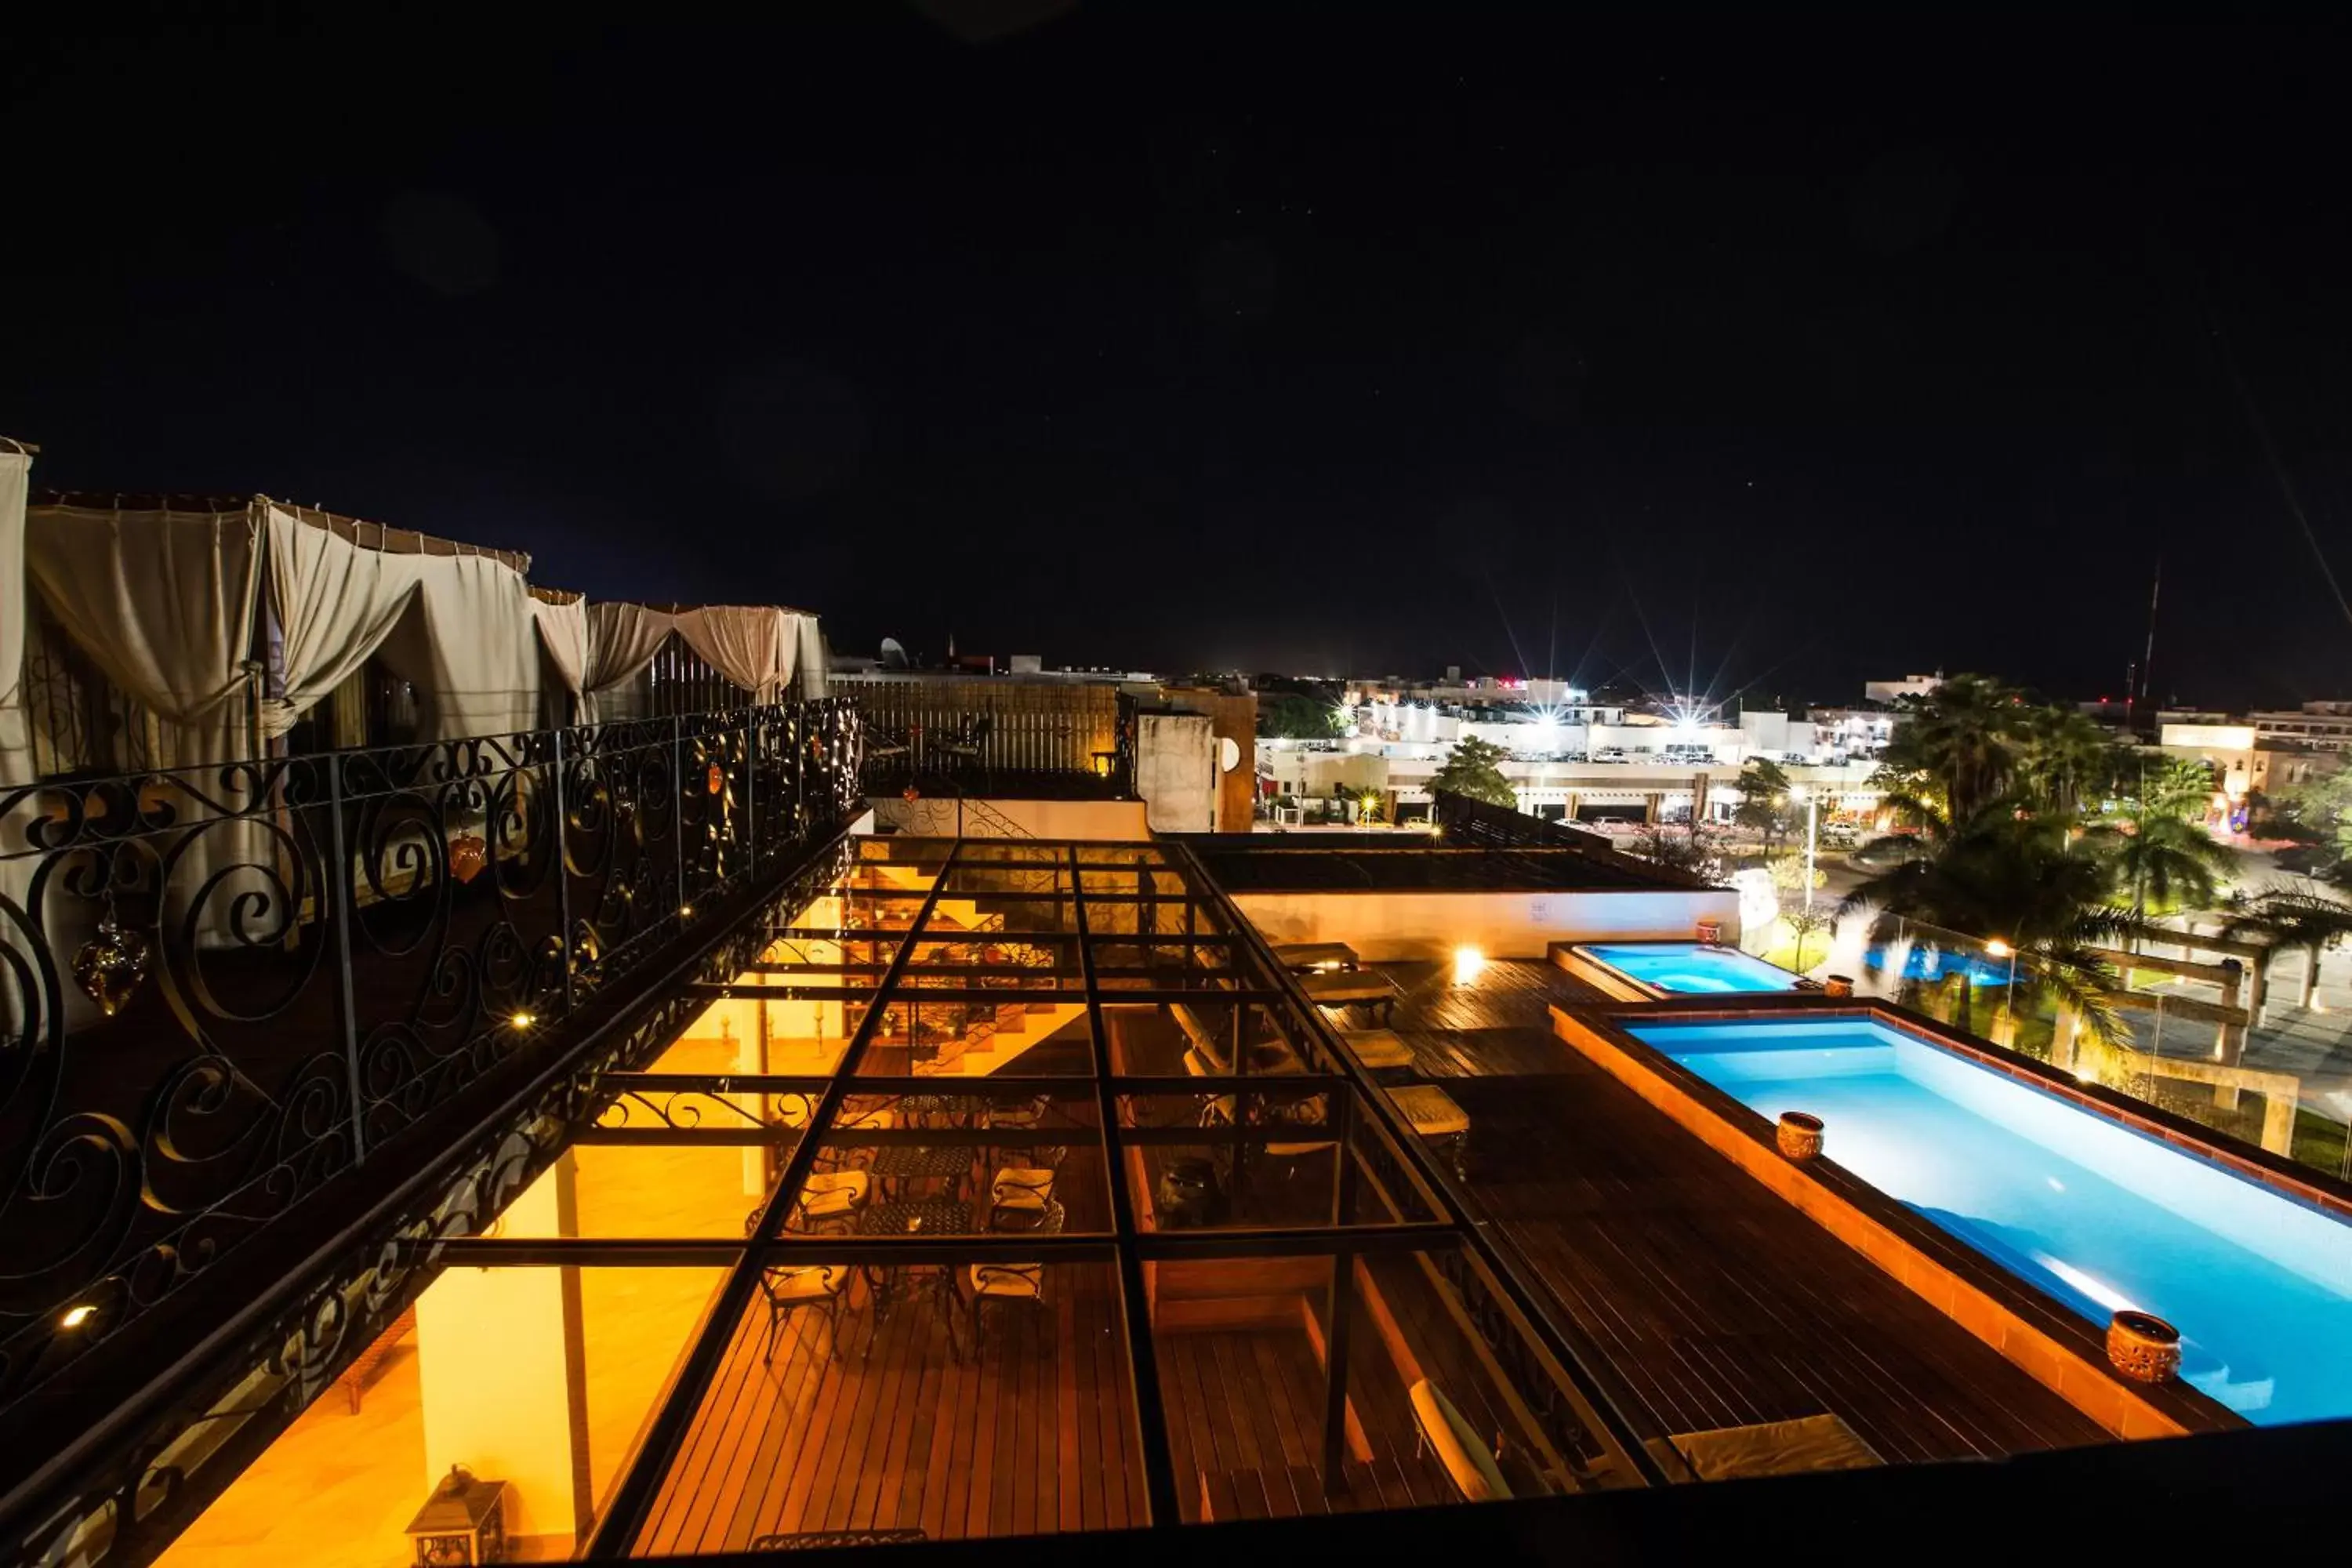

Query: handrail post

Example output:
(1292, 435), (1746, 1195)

(324, 754), (367, 1163)
(672, 713), (688, 916)
(552, 728), (575, 1016)
(744, 708), (758, 880)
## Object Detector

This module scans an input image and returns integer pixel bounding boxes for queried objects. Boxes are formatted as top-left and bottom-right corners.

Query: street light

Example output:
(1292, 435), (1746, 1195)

(1985, 937), (2020, 1018)
(1788, 786), (1818, 911)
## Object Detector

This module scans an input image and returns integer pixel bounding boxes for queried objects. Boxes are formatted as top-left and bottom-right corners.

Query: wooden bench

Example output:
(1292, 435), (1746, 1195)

(1385, 1084), (1469, 1178)
(1272, 942), (1359, 973)
(1299, 969), (1400, 1024)
(1339, 1027), (1413, 1072)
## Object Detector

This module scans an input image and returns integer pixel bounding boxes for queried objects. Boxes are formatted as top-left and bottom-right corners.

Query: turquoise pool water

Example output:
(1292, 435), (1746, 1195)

(1628, 1016), (2352, 1425)
(1580, 942), (1800, 994)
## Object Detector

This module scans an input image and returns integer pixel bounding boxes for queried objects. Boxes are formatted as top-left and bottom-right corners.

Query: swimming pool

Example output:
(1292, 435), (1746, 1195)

(1575, 942), (1801, 996)
(1865, 944), (2009, 986)
(1628, 1015), (2352, 1425)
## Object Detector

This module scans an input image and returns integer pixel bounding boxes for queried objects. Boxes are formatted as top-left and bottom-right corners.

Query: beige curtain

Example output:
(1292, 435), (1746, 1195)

(583, 601), (677, 699)
(0, 447), (30, 785)
(792, 612), (828, 702)
(372, 550), (543, 741)
(24, 502), (263, 768)
(531, 597), (592, 720)
(674, 605), (790, 704)
(261, 505), (426, 737)
(22, 502), (271, 951)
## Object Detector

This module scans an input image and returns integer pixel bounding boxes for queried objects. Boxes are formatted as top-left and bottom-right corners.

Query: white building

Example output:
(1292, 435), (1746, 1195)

(1864, 673), (1943, 704)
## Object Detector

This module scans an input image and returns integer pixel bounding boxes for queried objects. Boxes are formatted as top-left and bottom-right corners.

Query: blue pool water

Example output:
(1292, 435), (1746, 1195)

(1865, 944), (2009, 986)
(1629, 1016), (2352, 1425)
(1580, 942), (1800, 995)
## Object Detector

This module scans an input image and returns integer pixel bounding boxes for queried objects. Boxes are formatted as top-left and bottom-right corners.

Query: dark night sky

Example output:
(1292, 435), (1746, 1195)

(5, 5), (2351, 708)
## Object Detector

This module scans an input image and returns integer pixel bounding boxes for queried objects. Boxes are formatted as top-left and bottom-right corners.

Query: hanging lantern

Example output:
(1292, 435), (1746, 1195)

(706, 763), (724, 796)
(448, 834), (488, 884)
(74, 910), (151, 1017)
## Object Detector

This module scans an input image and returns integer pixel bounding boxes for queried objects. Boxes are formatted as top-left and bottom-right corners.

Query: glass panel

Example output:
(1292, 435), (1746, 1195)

(784, 1093), (1108, 1237)
(852, 991), (1094, 1077)
(573, 1139), (782, 1239)
(158, 1260), (732, 1567)
(634, 1260), (1143, 1550)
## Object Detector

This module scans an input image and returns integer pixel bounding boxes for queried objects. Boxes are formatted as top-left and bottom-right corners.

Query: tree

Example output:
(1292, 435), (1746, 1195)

(1259, 692), (1345, 739)
(2013, 706), (2125, 815)
(1730, 757), (1797, 851)
(1843, 799), (2129, 1039)
(1631, 825), (1724, 883)
(1432, 735), (1517, 808)
(1875, 673), (2022, 822)
(2101, 813), (2234, 916)
(2222, 886), (2352, 1008)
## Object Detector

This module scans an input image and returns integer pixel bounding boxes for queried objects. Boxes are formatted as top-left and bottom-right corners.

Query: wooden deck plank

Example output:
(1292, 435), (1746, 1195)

(1370, 964), (2110, 1461)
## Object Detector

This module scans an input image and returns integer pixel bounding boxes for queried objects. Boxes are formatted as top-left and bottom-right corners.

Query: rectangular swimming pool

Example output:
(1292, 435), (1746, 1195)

(1628, 1015), (2352, 1425)
(1577, 942), (1801, 995)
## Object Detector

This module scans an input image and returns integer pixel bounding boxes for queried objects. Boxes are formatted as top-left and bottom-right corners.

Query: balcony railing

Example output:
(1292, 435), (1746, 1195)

(844, 680), (1137, 799)
(0, 700), (863, 1428)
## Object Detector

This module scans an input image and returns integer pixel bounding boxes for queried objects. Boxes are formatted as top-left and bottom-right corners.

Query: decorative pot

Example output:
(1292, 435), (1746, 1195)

(1695, 918), (1723, 948)
(1824, 974), (1854, 998)
(2107, 1311), (2181, 1384)
(1776, 1111), (1824, 1161)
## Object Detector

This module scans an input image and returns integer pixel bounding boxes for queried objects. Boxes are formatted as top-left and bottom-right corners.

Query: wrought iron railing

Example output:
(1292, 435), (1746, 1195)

(0, 699), (862, 1424)
(850, 688), (1138, 797)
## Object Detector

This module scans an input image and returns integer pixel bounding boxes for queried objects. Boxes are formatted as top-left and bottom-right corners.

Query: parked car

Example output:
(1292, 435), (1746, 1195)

(1849, 833), (1927, 871)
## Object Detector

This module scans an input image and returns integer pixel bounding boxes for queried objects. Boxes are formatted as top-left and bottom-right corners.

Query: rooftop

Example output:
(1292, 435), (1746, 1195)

(1183, 837), (1676, 893)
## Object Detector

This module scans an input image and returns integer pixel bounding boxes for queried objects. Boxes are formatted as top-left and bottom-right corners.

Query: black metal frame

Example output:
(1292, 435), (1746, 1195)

(398, 833), (1670, 1554)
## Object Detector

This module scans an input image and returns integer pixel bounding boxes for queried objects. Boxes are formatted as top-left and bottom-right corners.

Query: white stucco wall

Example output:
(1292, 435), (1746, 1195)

(1138, 711), (1215, 833)
(1231, 887), (1742, 961)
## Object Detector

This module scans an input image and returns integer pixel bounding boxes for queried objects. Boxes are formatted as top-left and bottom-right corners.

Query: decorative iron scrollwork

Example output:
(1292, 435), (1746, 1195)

(0, 699), (862, 1430)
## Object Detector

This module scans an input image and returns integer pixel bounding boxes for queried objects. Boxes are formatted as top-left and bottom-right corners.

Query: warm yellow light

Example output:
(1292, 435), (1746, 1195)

(1453, 946), (1486, 985)
(1984, 938), (2013, 958)
(679, 904), (695, 917)
(59, 1304), (95, 1330)
(509, 1011), (535, 1029)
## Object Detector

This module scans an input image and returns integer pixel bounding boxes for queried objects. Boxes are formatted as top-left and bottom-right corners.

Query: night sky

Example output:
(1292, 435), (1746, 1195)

(5, 5), (2350, 708)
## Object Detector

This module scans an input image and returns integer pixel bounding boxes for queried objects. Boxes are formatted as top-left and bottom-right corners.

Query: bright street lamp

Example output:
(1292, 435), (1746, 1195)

(1788, 785), (1817, 911)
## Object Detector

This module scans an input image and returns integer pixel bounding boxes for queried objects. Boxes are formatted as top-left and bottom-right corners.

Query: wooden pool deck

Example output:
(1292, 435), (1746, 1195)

(1370, 959), (2110, 1462)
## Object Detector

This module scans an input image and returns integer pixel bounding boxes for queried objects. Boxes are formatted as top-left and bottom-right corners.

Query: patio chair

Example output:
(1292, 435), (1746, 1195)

(964, 1227), (1057, 1356)
(938, 713), (993, 786)
(757, 1265), (852, 1365)
(1408, 1379), (1512, 1503)
(791, 1170), (871, 1234)
(989, 1167), (1056, 1230)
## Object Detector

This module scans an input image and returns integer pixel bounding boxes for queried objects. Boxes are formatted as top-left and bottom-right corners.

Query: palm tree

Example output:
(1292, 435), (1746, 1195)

(1877, 673), (2023, 822)
(2013, 706), (2122, 816)
(2101, 812), (2234, 917)
(2220, 887), (2352, 1010)
(1845, 800), (2128, 1040)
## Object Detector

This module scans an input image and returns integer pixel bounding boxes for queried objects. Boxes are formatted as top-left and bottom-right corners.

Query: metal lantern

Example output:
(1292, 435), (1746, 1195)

(73, 909), (151, 1017)
(448, 833), (488, 884)
(405, 1465), (508, 1566)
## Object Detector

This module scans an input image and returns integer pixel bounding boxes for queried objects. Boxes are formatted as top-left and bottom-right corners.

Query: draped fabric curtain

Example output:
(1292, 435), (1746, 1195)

(22, 502), (271, 950)
(583, 601), (676, 701)
(673, 605), (790, 704)
(530, 597), (592, 720)
(0, 448), (31, 786)
(371, 551), (543, 741)
(792, 612), (828, 702)
(24, 503), (265, 769)
(261, 506), (425, 737)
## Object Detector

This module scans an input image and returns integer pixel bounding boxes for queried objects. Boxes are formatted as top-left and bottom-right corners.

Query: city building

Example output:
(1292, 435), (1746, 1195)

(1862, 673), (1943, 704)
(0, 449), (2340, 1566)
